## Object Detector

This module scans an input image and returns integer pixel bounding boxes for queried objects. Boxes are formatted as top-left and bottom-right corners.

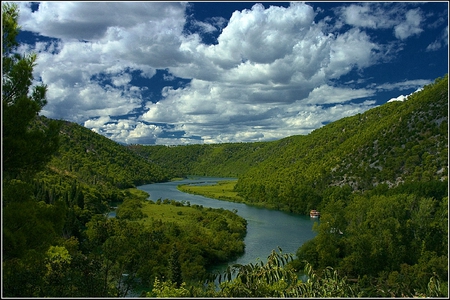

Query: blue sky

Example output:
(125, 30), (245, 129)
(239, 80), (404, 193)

(13, 1), (448, 145)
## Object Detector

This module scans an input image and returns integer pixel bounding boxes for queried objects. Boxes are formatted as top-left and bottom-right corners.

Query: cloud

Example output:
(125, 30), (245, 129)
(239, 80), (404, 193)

(84, 116), (112, 129)
(374, 79), (432, 91)
(140, 78), (379, 144)
(394, 9), (424, 40)
(191, 20), (218, 34)
(306, 85), (375, 104)
(20, 2), (188, 122)
(15, 2), (441, 145)
(326, 28), (380, 77)
(84, 118), (165, 144)
(337, 3), (425, 41)
(214, 3), (316, 65)
(339, 3), (399, 29)
(387, 94), (408, 102)
(30, 1), (380, 143)
(426, 25), (448, 51)
(18, 2), (187, 40)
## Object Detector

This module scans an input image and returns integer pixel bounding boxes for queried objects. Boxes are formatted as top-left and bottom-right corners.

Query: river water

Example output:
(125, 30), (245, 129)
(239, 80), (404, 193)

(137, 177), (318, 275)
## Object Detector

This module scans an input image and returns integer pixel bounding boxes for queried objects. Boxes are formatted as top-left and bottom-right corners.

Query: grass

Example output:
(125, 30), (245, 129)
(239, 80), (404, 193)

(138, 200), (202, 228)
(120, 186), (243, 229)
(177, 180), (245, 203)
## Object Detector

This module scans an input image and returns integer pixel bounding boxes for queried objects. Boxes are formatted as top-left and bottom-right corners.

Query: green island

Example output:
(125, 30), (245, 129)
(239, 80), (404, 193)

(2, 3), (448, 298)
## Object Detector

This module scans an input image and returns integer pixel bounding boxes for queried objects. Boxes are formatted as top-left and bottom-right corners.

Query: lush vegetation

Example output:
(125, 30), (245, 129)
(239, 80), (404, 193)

(234, 76), (448, 214)
(149, 249), (444, 297)
(2, 3), (447, 297)
(177, 180), (244, 203)
(295, 185), (447, 297)
(50, 119), (169, 188)
(128, 141), (273, 178)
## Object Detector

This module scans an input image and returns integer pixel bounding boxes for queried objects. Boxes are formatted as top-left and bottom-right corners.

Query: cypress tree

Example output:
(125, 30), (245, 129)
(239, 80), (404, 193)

(168, 244), (183, 288)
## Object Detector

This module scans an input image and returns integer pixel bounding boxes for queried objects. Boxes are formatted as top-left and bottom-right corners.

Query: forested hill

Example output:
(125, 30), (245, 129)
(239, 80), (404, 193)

(46, 119), (169, 188)
(29, 118), (170, 221)
(128, 141), (274, 178)
(129, 75), (447, 214)
(234, 74), (448, 213)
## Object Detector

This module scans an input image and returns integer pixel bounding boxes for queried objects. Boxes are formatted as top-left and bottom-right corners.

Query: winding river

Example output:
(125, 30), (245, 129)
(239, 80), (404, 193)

(137, 177), (318, 274)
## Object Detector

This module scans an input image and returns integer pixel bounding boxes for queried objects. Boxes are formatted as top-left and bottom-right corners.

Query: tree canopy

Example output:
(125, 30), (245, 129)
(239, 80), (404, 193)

(2, 2), (60, 181)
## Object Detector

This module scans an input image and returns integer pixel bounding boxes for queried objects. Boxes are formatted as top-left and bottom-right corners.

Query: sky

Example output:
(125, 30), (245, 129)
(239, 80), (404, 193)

(11, 1), (449, 145)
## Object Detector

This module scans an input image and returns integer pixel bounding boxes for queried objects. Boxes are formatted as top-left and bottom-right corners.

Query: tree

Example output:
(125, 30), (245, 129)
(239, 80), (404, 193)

(2, 4), (63, 297)
(2, 2), (60, 181)
(168, 244), (183, 288)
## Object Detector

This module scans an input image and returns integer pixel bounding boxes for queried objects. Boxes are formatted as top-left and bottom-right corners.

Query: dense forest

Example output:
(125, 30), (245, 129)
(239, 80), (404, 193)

(128, 140), (274, 178)
(2, 3), (448, 297)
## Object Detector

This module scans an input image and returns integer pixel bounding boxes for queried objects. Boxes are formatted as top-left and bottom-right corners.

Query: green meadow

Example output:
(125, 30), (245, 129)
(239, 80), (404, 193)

(177, 180), (244, 203)
(139, 200), (203, 228)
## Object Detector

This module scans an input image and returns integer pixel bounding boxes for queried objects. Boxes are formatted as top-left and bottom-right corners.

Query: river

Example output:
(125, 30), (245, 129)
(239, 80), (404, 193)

(137, 177), (318, 275)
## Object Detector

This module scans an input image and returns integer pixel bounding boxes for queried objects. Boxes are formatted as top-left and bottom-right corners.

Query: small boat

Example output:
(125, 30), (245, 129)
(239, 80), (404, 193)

(310, 210), (320, 218)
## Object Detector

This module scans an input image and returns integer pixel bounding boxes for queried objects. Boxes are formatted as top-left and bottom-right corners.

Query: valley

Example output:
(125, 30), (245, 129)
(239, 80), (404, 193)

(3, 71), (448, 297)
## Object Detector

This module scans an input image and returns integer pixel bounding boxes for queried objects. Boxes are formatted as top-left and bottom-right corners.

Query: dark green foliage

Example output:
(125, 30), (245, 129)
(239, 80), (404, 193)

(24, 118), (173, 245)
(168, 244), (183, 288)
(152, 249), (444, 298)
(2, 4), (64, 296)
(215, 249), (303, 297)
(128, 141), (273, 178)
(50, 119), (169, 189)
(296, 192), (448, 297)
(2, 2), (60, 181)
(116, 198), (145, 220)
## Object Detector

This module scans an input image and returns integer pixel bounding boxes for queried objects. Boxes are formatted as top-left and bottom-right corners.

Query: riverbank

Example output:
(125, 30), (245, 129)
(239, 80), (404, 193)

(177, 179), (304, 214)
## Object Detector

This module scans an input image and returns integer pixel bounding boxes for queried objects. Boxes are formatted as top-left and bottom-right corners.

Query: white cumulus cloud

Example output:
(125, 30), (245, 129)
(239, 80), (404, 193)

(14, 2), (444, 144)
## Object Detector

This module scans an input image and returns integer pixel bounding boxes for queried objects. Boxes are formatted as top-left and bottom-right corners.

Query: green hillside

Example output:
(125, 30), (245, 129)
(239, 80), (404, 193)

(234, 75), (448, 213)
(27, 118), (172, 238)
(128, 141), (273, 178)
(47, 118), (169, 188)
